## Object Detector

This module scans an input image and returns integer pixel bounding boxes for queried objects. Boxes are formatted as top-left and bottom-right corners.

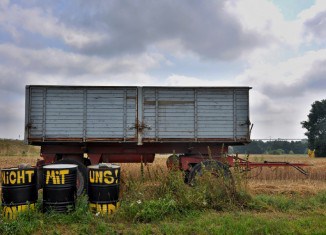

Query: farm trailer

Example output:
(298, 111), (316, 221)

(25, 85), (308, 194)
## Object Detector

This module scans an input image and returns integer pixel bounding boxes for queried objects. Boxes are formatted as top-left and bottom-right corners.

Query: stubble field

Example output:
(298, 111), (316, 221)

(2, 153), (325, 195)
(121, 154), (326, 194)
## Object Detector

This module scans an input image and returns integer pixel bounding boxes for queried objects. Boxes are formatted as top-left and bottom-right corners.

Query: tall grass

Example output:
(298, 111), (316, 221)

(114, 162), (253, 223)
(0, 156), (325, 234)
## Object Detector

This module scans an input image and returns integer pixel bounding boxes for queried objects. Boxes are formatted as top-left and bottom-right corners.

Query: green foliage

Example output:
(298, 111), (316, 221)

(314, 190), (326, 204)
(233, 140), (307, 154)
(253, 194), (295, 212)
(114, 166), (253, 223)
(127, 197), (178, 223)
(251, 191), (326, 212)
(0, 185), (325, 234)
(302, 99), (326, 157)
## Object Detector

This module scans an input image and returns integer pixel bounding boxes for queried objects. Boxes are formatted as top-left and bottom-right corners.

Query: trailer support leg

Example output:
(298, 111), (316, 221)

(88, 153), (102, 165)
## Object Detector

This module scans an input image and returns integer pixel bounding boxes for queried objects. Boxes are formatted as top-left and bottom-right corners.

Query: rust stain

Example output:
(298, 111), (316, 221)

(86, 138), (137, 142)
(142, 137), (250, 143)
(28, 137), (249, 144)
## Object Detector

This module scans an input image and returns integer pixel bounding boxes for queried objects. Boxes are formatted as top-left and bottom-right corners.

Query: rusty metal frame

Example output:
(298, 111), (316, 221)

(177, 154), (311, 175)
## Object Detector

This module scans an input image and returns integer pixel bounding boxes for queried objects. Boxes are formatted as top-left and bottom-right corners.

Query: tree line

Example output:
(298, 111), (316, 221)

(231, 140), (307, 155)
(301, 99), (326, 158)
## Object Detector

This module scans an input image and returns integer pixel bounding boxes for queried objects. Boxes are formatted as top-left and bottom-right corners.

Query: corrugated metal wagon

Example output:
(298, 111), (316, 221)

(25, 86), (308, 194)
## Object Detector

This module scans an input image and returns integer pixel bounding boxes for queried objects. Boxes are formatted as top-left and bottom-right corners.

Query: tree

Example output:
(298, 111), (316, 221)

(232, 140), (307, 154)
(301, 99), (326, 157)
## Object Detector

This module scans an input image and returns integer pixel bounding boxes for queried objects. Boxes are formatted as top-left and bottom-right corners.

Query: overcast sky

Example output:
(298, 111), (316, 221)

(0, 0), (325, 140)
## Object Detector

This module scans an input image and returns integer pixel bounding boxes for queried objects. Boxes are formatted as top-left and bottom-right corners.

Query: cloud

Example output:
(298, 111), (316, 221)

(0, 1), (105, 48)
(0, 89), (25, 139)
(226, 0), (302, 47)
(234, 49), (326, 138)
(303, 11), (326, 43)
(241, 49), (326, 98)
(299, 0), (326, 44)
(0, 0), (325, 139)
(165, 74), (235, 86)
(1, 0), (269, 60)
(0, 43), (165, 93)
(64, 0), (269, 59)
(261, 59), (326, 98)
(0, 44), (163, 74)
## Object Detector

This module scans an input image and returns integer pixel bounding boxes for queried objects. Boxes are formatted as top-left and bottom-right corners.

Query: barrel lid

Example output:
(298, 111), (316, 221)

(43, 164), (78, 169)
(1, 167), (35, 171)
(88, 163), (120, 169)
(1, 167), (20, 171)
(1, 164), (34, 170)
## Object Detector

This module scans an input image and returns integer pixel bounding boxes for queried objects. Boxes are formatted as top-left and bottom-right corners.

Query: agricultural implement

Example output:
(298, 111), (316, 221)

(166, 151), (311, 184)
(25, 85), (311, 194)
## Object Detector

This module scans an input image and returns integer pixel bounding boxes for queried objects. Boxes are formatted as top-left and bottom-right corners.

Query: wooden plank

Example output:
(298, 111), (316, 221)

(197, 120), (233, 124)
(197, 111), (234, 116)
(46, 120), (83, 124)
(31, 100), (43, 105)
(46, 123), (84, 128)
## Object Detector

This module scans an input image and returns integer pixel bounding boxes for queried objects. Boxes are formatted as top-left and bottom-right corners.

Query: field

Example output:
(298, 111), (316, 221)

(0, 152), (325, 234)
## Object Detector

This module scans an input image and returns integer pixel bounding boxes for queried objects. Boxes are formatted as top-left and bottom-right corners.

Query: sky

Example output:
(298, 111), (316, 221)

(0, 0), (325, 140)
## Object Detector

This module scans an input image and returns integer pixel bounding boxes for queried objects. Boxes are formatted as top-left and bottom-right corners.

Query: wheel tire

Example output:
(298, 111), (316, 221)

(188, 160), (235, 190)
(57, 159), (87, 196)
(184, 170), (190, 184)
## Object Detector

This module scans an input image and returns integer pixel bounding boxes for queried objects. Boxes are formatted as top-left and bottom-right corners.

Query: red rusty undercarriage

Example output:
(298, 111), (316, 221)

(38, 142), (310, 174)
(37, 142), (311, 194)
(38, 142), (231, 165)
(172, 154), (310, 175)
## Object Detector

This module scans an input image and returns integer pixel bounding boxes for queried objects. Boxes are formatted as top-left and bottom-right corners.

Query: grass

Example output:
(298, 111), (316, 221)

(0, 189), (325, 234)
(0, 141), (325, 234)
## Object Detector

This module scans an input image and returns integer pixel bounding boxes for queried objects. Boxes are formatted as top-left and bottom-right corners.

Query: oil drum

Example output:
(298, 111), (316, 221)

(87, 164), (121, 215)
(1, 167), (38, 219)
(42, 164), (77, 213)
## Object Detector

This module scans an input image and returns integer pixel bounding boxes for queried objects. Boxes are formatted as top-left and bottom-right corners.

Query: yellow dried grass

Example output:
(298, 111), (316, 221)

(0, 154), (325, 195)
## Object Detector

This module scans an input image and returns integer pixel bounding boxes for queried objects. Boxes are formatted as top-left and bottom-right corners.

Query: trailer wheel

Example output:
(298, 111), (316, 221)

(57, 159), (87, 196)
(184, 170), (190, 184)
(188, 160), (235, 190)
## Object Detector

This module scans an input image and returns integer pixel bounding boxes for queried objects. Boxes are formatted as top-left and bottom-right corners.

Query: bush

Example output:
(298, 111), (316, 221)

(115, 164), (253, 223)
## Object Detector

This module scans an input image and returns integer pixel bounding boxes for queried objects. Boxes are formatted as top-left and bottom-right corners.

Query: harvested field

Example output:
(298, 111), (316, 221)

(1, 154), (325, 196)
(0, 155), (39, 169)
(119, 154), (326, 195)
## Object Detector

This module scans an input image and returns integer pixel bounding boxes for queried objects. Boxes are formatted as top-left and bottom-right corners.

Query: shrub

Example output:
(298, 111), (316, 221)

(115, 164), (253, 222)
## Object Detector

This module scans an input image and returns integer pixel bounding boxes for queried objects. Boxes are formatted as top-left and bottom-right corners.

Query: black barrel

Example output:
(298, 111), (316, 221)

(42, 164), (77, 213)
(87, 164), (121, 215)
(1, 167), (38, 219)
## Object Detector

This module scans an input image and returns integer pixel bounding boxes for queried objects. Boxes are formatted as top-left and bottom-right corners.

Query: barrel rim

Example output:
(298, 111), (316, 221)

(88, 164), (120, 169)
(43, 164), (77, 169)
(1, 167), (36, 171)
